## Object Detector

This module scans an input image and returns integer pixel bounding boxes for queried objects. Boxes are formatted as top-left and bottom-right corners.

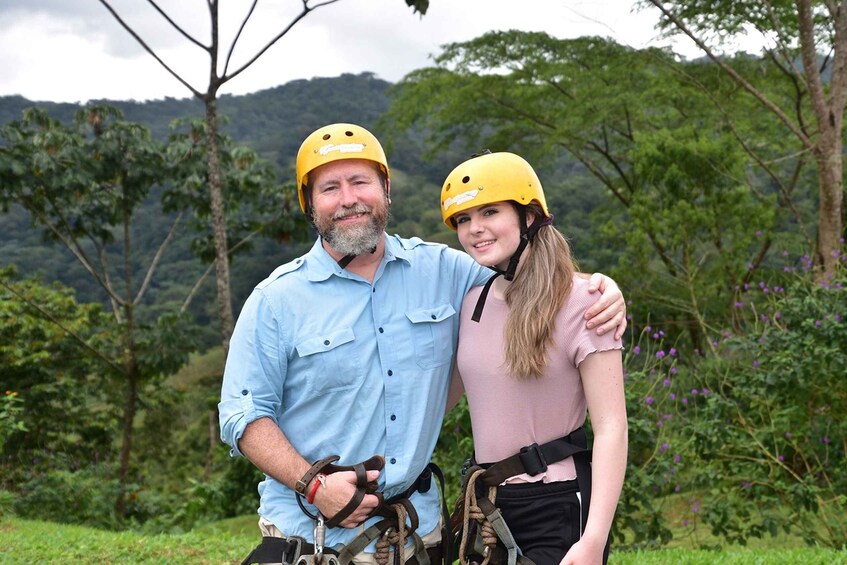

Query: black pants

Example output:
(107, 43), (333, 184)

(494, 479), (607, 565)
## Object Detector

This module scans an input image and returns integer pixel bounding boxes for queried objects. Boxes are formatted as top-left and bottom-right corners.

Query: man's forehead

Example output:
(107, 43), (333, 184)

(312, 158), (379, 184)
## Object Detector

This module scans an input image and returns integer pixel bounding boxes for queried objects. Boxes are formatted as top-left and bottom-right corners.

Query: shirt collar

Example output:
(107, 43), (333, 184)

(304, 234), (410, 282)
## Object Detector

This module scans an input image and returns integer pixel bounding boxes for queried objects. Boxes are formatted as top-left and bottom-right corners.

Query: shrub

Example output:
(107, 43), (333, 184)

(680, 259), (847, 548)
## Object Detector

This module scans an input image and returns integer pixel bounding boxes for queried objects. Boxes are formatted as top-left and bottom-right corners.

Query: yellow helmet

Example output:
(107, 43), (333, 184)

(295, 123), (390, 214)
(440, 152), (550, 230)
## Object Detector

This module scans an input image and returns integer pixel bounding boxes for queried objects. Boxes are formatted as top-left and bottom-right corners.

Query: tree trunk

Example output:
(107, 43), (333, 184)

(116, 344), (139, 520)
(814, 141), (844, 276)
(204, 97), (234, 351)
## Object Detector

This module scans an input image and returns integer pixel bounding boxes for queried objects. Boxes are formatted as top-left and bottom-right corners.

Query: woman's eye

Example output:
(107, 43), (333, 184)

(456, 216), (469, 224)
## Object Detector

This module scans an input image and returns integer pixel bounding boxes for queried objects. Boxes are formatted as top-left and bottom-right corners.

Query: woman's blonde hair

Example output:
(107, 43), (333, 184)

(502, 203), (577, 379)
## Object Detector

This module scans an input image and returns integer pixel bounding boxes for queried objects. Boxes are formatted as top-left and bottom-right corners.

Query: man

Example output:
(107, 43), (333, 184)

(219, 123), (627, 565)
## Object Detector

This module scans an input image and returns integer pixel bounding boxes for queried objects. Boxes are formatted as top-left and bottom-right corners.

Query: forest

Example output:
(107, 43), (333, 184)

(1, 1), (846, 558)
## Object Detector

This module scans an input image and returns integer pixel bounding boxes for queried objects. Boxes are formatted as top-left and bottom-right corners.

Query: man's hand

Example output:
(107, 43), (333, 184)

(585, 273), (627, 340)
(312, 470), (381, 528)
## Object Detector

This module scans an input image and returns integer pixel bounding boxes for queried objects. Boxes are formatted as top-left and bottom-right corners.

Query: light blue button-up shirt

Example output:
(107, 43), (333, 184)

(219, 234), (489, 550)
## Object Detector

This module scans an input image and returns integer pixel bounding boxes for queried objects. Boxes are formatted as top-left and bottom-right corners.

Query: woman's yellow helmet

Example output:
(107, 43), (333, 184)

(440, 151), (550, 230)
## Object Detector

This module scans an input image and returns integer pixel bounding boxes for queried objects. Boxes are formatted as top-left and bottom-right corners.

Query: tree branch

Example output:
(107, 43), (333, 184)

(97, 0), (204, 98)
(134, 212), (183, 306)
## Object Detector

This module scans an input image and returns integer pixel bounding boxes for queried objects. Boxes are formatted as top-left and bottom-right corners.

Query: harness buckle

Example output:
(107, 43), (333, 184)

(518, 443), (548, 476)
(282, 536), (304, 565)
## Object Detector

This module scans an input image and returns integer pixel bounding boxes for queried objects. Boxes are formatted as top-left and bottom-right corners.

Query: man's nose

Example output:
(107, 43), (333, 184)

(338, 183), (358, 207)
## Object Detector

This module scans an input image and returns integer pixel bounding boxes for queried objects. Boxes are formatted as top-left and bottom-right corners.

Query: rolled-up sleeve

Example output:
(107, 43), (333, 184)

(219, 288), (287, 457)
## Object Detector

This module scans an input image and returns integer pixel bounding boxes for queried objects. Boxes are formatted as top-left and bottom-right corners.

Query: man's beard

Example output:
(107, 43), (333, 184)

(314, 197), (390, 257)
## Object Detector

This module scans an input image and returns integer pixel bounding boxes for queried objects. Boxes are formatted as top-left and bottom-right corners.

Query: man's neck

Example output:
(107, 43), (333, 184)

(322, 234), (386, 282)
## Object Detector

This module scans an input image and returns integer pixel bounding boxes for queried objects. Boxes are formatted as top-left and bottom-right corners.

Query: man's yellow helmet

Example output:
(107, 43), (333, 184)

(295, 123), (390, 214)
(440, 152), (550, 230)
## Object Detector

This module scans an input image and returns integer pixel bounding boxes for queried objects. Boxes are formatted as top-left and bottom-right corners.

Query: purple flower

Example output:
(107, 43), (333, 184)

(702, 388), (711, 396)
(815, 320), (822, 327)
(669, 393), (676, 401)
(753, 360), (760, 369)
(775, 312), (782, 319)
(646, 396), (654, 405)
(669, 348), (677, 357)
(778, 455), (785, 462)
(633, 346), (641, 355)
(681, 397), (689, 405)
(656, 350), (666, 359)
(691, 389), (699, 395)
(782, 250), (789, 257)
(660, 442), (669, 453)
(670, 367), (678, 375)
(822, 436), (831, 444)
(735, 301), (744, 308)
(663, 379), (671, 387)
(652, 332), (660, 340)
(645, 325), (652, 332)
(674, 454), (681, 462)
(692, 503), (700, 513)
(785, 432), (792, 439)
(675, 485), (681, 493)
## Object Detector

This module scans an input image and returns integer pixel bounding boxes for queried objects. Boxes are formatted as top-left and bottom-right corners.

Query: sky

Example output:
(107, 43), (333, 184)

(0, 0), (753, 104)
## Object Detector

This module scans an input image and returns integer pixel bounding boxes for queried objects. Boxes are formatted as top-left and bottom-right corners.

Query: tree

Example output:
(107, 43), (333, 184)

(98, 0), (430, 351)
(0, 105), (291, 520)
(643, 0), (847, 278)
(383, 32), (803, 346)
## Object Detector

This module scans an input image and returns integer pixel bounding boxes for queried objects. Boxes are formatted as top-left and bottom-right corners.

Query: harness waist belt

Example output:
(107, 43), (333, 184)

(476, 427), (589, 487)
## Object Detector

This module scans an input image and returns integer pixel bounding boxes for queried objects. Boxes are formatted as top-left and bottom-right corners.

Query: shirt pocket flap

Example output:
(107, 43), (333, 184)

(295, 327), (355, 358)
(405, 303), (456, 324)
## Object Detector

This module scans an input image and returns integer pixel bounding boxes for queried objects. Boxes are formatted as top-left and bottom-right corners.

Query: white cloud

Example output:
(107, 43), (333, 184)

(0, 0), (756, 103)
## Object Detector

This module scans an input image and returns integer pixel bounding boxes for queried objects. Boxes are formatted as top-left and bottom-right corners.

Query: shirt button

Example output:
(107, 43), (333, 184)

(324, 340), (330, 345)
(387, 370), (393, 376)
(241, 389), (248, 396)
(379, 327), (384, 333)
(390, 414), (396, 421)
(431, 314), (437, 320)
(390, 458), (397, 464)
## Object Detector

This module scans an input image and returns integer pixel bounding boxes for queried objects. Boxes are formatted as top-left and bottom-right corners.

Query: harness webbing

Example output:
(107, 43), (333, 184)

(453, 428), (592, 565)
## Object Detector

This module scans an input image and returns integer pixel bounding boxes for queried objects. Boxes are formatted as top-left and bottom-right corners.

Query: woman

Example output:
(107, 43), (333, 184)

(441, 152), (627, 565)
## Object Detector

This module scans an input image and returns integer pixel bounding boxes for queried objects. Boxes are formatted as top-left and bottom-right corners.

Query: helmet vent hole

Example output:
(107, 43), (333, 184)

(322, 134), (331, 140)
(462, 175), (470, 184)
(345, 130), (354, 136)
(445, 183), (451, 192)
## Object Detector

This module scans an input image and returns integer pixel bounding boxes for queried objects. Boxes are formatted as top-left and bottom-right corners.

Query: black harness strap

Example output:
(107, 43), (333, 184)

(241, 536), (338, 565)
(476, 428), (593, 542)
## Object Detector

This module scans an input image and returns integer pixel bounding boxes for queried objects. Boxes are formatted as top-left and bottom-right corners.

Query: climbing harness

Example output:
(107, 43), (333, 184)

(451, 428), (593, 565)
(242, 457), (450, 565)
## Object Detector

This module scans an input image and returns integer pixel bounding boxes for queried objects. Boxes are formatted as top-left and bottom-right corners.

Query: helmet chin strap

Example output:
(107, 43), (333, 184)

(336, 245), (378, 269)
(470, 209), (553, 323)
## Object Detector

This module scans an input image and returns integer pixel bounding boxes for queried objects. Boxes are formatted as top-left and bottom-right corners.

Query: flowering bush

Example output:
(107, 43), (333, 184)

(684, 262), (847, 548)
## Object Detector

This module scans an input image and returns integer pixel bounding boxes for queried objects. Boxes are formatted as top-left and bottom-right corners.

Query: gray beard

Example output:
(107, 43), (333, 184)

(316, 203), (389, 257)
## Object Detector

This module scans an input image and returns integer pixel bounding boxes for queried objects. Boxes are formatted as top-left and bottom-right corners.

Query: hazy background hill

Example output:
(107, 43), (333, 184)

(0, 71), (609, 349)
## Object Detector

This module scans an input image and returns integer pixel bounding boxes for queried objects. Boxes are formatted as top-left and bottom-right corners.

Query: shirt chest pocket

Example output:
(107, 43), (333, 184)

(406, 304), (456, 369)
(295, 327), (363, 396)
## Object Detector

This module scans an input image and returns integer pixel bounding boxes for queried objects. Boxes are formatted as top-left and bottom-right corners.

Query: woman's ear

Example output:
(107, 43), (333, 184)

(525, 208), (537, 228)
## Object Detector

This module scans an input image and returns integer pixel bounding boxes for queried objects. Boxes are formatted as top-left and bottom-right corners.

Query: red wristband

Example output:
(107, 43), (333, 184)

(306, 473), (326, 504)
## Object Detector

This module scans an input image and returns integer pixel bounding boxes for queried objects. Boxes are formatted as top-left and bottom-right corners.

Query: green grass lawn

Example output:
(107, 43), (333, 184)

(1, 515), (845, 564)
